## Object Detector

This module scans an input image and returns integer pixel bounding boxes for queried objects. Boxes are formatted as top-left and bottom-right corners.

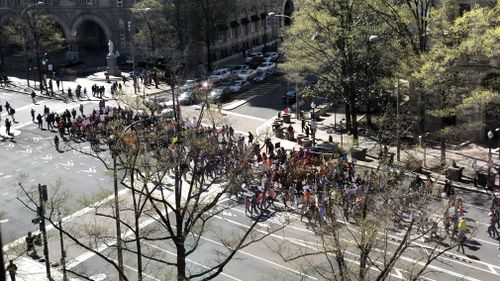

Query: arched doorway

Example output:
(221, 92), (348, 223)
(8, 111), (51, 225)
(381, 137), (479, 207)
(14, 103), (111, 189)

(283, 0), (294, 26)
(75, 21), (107, 54)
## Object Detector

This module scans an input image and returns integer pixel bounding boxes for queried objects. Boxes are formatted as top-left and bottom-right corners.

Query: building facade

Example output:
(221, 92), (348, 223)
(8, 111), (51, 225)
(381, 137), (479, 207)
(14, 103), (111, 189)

(0, 0), (295, 65)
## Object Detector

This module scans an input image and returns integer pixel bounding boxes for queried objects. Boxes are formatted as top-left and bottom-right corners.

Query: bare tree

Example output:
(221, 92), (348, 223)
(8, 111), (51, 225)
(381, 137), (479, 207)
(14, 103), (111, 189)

(274, 168), (462, 280)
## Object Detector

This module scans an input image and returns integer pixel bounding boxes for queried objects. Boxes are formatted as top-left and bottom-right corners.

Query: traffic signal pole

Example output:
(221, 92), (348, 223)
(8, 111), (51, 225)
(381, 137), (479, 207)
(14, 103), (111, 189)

(0, 223), (5, 281)
(38, 184), (52, 280)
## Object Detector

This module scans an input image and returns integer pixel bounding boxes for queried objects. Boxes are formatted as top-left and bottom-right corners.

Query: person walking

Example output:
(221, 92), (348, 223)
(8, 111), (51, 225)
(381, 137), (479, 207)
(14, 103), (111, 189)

(456, 217), (467, 253)
(5, 118), (11, 135)
(6, 259), (18, 281)
(488, 211), (499, 237)
(30, 108), (35, 122)
(31, 90), (36, 104)
(301, 118), (306, 132)
(54, 135), (60, 152)
(248, 132), (254, 144)
(36, 113), (43, 129)
(8, 107), (15, 122)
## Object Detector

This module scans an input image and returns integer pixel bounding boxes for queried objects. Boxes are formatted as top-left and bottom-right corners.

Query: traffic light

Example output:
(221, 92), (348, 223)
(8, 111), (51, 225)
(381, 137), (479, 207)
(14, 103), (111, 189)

(38, 184), (48, 202)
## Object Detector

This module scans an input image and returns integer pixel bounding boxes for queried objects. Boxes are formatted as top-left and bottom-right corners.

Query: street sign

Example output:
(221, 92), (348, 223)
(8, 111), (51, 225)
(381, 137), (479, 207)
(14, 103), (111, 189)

(48, 64), (53, 71)
(32, 218), (41, 224)
(488, 159), (493, 168)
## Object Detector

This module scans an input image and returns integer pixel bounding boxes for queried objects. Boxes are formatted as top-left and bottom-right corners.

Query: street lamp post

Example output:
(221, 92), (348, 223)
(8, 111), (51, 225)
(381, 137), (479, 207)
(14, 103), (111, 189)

(108, 135), (124, 281)
(419, 132), (430, 167)
(311, 101), (317, 147)
(496, 128), (500, 159)
(0, 220), (6, 281)
(396, 78), (401, 161)
(488, 129), (494, 184)
(57, 212), (68, 281)
(339, 118), (346, 147)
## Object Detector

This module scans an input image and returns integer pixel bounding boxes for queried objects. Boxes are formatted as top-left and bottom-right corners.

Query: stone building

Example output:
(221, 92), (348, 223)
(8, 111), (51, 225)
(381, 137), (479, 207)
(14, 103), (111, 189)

(0, 0), (295, 66)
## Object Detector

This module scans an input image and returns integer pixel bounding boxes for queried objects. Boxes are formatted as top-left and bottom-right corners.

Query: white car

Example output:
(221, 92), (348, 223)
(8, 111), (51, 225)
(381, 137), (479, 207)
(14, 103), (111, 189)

(230, 65), (250, 75)
(244, 52), (264, 63)
(237, 69), (257, 80)
(263, 52), (279, 62)
(229, 79), (251, 93)
(209, 68), (232, 83)
(256, 62), (276, 73)
(180, 79), (199, 91)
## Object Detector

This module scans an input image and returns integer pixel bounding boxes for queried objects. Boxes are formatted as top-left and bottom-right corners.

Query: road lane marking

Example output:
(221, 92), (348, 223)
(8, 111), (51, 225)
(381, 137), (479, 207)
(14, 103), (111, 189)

(143, 242), (243, 281)
(222, 205), (499, 280)
(214, 213), (435, 281)
(111, 259), (161, 281)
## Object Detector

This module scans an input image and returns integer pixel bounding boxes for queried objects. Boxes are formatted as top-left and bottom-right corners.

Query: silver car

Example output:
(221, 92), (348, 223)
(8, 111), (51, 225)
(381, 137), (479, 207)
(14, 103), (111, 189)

(229, 80), (251, 93)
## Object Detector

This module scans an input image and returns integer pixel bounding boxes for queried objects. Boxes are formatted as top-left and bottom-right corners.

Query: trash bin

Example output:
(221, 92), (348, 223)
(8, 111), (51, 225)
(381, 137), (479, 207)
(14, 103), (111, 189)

(282, 114), (291, 123)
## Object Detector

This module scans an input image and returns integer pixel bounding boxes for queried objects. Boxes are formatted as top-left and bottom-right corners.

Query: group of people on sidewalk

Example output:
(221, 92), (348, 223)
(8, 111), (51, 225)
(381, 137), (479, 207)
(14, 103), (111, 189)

(1, 101), (17, 137)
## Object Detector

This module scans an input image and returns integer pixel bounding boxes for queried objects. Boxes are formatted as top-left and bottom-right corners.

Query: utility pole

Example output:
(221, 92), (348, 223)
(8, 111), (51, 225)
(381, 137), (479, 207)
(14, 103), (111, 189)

(58, 213), (67, 281)
(112, 153), (124, 281)
(396, 79), (400, 161)
(0, 222), (5, 281)
(38, 183), (52, 280)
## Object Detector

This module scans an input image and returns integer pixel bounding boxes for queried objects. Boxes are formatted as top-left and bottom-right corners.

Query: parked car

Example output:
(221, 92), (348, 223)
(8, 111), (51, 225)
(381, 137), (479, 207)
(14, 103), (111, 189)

(209, 86), (230, 103)
(180, 79), (199, 91)
(149, 95), (174, 109)
(209, 68), (232, 83)
(160, 108), (175, 119)
(253, 71), (270, 83)
(245, 56), (265, 69)
(282, 90), (297, 105)
(244, 52), (264, 63)
(256, 62), (277, 73)
(229, 79), (251, 93)
(237, 69), (258, 80)
(230, 65), (250, 75)
(263, 52), (279, 62)
(177, 91), (196, 105)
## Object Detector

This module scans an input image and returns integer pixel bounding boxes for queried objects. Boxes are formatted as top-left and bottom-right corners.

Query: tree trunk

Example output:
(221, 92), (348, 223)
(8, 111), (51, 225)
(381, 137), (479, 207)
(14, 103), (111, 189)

(205, 39), (212, 73)
(176, 241), (187, 281)
(419, 91), (426, 134)
(350, 93), (359, 142)
(131, 173), (144, 281)
(440, 134), (446, 166)
(345, 103), (351, 132)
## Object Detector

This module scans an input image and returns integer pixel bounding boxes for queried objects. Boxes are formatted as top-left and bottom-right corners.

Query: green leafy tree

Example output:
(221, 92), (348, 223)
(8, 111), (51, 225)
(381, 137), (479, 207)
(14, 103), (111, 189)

(191, 0), (236, 72)
(281, 0), (394, 142)
(1, 8), (64, 91)
(414, 2), (500, 164)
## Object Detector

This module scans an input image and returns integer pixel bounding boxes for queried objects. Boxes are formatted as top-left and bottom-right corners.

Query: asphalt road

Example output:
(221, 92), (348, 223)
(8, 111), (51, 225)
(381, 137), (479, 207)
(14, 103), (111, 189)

(0, 89), (116, 242)
(64, 193), (500, 281)
(2, 80), (500, 280)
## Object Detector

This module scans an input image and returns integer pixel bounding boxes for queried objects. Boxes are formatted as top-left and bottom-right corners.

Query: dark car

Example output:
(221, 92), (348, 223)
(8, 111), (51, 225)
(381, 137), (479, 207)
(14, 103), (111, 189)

(282, 90), (297, 105)
(209, 86), (230, 103)
(310, 143), (344, 158)
(245, 56), (265, 69)
(253, 71), (270, 83)
(178, 91), (196, 105)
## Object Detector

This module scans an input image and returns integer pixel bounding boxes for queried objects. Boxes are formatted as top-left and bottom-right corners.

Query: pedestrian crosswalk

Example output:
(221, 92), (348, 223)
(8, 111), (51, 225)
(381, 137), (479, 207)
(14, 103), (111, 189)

(237, 82), (280, 99)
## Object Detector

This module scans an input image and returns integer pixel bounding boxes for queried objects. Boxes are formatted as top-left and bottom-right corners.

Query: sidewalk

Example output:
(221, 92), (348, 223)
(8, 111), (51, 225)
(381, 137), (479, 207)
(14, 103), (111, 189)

(0, 73), (170, 102)
(258, 107), (500, 195)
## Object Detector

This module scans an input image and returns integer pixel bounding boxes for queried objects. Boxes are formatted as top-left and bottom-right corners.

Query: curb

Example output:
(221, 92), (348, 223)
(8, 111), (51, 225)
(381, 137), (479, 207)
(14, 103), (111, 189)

(0, 86), (64, 101)
(223, 95), (257, 111)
